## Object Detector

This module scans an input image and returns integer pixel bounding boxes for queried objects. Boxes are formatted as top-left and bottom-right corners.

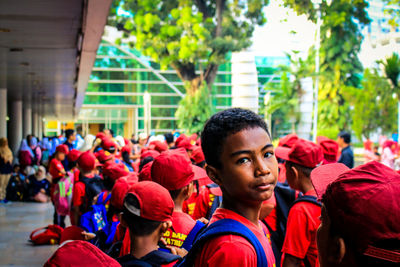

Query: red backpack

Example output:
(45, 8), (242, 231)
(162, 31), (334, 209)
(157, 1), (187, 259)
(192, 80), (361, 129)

(30, 224), (64, 245)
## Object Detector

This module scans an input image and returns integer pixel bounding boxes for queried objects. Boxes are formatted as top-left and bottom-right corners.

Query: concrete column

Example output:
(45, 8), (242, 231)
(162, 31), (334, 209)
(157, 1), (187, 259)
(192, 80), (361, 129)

(0, 89), (6, 138)
(32, 112), (39, 137)
(38, 116), (43, 139)
(9, 101), (23, 154)
(23, 104), (32, 137)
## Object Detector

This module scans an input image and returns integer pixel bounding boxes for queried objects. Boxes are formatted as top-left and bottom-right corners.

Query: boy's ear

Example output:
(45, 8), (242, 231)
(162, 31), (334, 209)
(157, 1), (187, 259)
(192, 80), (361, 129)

(328, 236), (346, 264)
(290, 165), (299, 183)
(205, 164), (222, 187)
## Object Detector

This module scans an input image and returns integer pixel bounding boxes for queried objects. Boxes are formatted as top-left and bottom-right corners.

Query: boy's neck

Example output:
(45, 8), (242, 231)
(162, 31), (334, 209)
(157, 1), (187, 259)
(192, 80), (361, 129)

(221, 196), (261, 226)
(173, 196), (185, 213)
(130, 233), (160, 259)
(298, 177), (314, 194)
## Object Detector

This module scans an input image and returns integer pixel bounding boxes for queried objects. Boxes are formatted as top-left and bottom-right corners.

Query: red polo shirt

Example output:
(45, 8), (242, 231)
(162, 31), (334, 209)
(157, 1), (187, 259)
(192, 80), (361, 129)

(194, 208), (276, 267)
(163, 211), (196, 248)
(182, 192), (198, 217)
(281, 190), (320, 267)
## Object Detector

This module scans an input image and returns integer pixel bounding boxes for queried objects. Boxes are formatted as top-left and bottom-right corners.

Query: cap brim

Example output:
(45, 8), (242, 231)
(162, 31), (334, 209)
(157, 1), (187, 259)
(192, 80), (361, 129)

(274, 146), (291, 161)
(192, 165), (213, 186)
(310, 163), (349, 200)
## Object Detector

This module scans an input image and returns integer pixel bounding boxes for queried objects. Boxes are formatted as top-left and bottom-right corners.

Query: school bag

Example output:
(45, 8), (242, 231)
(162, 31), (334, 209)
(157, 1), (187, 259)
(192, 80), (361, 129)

(79, 174), (105, 213)
(117, 250), (181, 267)
(6, 174), (25, 201)
(53, 172), (74, 216)
(181, 220), (205, 251)
(30, 224), (64, 245)
(80, 191), (111, 233)
(206, 183), (222, 220)
(175, 218), (268, 267)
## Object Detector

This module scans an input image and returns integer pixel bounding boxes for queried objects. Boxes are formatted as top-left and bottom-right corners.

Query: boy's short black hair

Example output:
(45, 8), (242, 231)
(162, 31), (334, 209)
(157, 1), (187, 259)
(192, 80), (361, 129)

(122, 194), (161, 236)
(201, 108), (270, 169)
(285, 161), (313, 178)
(164, 133), (174, 144)
(139, 156), (154, 172)
(338, 131), (351, 144)
(169, 188), (183, 201)
(65, 129), (75, 139)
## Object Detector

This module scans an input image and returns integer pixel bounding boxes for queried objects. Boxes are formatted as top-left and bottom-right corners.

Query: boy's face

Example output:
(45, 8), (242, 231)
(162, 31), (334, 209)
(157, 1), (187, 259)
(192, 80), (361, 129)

(57, 152), (66, 161)
(210, 127), (278, 204)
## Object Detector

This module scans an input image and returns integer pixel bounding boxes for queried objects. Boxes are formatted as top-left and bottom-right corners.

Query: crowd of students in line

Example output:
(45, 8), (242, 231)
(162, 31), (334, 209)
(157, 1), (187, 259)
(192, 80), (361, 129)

(1, 108), (399, 267)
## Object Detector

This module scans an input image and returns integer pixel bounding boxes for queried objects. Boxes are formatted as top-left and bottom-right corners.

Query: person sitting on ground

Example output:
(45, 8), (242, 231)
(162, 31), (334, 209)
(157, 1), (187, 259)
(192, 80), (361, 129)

(310, 161), (400, 267)
(26, 165), (50, 203)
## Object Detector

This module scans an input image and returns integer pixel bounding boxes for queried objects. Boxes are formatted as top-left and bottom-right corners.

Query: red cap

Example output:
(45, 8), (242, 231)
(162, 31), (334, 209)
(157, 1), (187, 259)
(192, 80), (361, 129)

(140, 150), (160, 160)
(192, 164), (213, 186)
(111, 177), (137, 210)
(102, 138), (117, 152)
(124, 138), (130, 145)
(316, 136), (338, 163)
(78, 151), (96, 172)
(124, 181), (174, 222)
(96, 132), (106, 141)
(311, 161), (400, 262)
(175, 134), (187, 147)
(278, 134), (298, 148)
(44, 240), (120, 267)
(103, 162), (129, 181)
(120, 145), (131, 154)
(151, 149), (194, 190)
(189, 133), (198, 142)
(121, 172), (139, 184)
(139, 161), (153, 182)
(275, 139), (323, 168)
(149, 140), (168, 153)
(95, 150), (113, 163)
(191, 146), (205, 164)
(59, 226), (85, 244)
(56, 144), (69, 155)
(67, 149), (81, 162)
(177, 138), (195, 151)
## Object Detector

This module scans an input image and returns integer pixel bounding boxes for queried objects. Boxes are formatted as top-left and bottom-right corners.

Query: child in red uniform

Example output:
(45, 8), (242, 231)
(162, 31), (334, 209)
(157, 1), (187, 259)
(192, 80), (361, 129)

(194, 108), (277, 267)
(311, 161), (400, 267)
(151, 148), (206, 249)
(49, 144), (68, 227)
(275, 139), (323, 267)
(117, 181), (181, 267)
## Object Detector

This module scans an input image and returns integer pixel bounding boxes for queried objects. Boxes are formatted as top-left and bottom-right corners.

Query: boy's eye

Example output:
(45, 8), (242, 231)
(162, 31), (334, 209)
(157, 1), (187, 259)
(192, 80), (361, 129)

(237, 158), (250, 164)
(264, 151), (274, 158)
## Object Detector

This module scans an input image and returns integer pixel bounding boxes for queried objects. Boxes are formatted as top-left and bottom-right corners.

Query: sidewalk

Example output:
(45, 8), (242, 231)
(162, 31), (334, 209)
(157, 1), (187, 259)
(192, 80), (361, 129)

(0, 202), (58, 266)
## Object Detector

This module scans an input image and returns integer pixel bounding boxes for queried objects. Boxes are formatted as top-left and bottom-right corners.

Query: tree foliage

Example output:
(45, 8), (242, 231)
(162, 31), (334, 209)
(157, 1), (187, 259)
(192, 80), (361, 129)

(382, 0), (400, 26)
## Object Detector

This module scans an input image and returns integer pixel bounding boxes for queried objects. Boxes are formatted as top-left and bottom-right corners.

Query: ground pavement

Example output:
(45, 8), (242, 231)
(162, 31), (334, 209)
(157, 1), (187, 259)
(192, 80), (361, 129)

(0, 202), (67, 266)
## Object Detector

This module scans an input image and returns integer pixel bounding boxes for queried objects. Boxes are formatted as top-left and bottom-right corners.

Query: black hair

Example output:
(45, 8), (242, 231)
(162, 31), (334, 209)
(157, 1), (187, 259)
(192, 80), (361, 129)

(122, 151), (131, 164)
(164, 133), (174, 144)
(139, 156), (154, 172)
(67, 161), (77, 170)
(169, 188), (183, 201)
(285, 161), (313, 178)
(122, 193), (162, 236)
(201, 108), (270, 169)
(338, 131), (351, 144)
(65, 129), (75, 140)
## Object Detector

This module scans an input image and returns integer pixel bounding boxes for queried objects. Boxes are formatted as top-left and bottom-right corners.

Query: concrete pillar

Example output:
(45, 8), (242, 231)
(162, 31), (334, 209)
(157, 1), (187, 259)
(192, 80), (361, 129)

(0, 89), (6, 138)
(38, 116), (43, 139)
(32, 112), (39, 137)
(23, 104), (32, 137)
(9, 101), (23, 154)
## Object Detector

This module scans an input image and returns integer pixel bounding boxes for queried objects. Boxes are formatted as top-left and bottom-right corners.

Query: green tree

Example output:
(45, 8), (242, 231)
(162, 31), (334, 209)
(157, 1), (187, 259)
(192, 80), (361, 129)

(282, 0), (370, 136)
(382, 0), (400, 26)
(109, 0), (268, 132)
(346, 69), (397, 139)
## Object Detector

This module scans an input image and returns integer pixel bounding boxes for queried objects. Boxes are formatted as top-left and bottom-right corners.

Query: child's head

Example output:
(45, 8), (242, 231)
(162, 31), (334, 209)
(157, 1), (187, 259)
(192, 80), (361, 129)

(201, 108), (277, 204)
(67, 149), (81, 170)
(337, 131), (351, 147)
(122, 181), (174, 237)
(13, 164), (20, 173)
(276, 139), (323, 190)
(77, 151), (96, 175)
(55, 145), (69, 161)
(311, 161), (400, 267)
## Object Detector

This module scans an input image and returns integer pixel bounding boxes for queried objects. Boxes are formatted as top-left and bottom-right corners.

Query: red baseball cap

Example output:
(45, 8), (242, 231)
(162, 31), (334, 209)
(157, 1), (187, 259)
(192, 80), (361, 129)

(149, 140), (168, 153)
(44, 240), (120, 267)
(140, 149), (160, 160)
(121, 172), (139, 184)
(311, 161), (400, 263)
(56, 144), (69, 155)
(175, 134), (187, 147)
(103, 162), (129, 181)
(191, 146), (205, 164)
(111, 177), (137, 210)
(139, 161), (153, 182)
(96, 132), (106, 141)
(275, 139), (323, 168)
(316, 136), (338, 164)
(59, 226), (85, 244)
(102, 138), (117, 152)
(67, 149), (81, 162)
(120, 145), (131, 154)
(95, 150), (113, 163)
(124, 181), (174, 222)
(278, 133), (298, 148)
(177, 138), (195, 151)
(78, 151), (96, 172)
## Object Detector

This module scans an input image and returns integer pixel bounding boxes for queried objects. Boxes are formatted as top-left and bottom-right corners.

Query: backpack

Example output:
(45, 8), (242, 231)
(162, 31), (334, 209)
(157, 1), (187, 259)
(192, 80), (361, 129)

(6, 174), (25, 201)
(80, 192), (111, 233)
(206, 184), (222, 220)
(30, 224), (64, 245)
(176, 218), (268, 267)
(117, 250), (181, 267)
(79, 174), (105, 213)
(261, 182), (298, 266)
(53, 172), (73, 216)
(181, 220), (205, 251)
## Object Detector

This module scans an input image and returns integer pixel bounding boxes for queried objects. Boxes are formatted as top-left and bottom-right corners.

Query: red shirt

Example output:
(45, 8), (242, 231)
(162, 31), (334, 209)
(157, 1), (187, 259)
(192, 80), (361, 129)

(194, 208), (276, 267)
(262, 193), (277, 231)
(72, 173), (96, 208)
(182, 192), (198, 216)
(163, 211), (196, 248)
(281, 190), (321, 267)
(192, 186), (222, 220)
(49, 158), (65, 181)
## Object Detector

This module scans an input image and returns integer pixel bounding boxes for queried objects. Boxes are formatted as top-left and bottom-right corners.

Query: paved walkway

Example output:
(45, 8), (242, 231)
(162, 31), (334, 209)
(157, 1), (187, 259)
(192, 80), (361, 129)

(0, 202), (60, 266)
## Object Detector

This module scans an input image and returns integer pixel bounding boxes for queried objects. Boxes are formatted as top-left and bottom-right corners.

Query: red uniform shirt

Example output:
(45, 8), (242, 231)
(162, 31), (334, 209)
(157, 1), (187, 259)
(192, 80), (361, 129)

(72, 173), (96, 208)
(49, 158), (65, 181)
(182, 192), (198, 217)
(163, 211), (196, 248)
(281, 190), (321, 267)
(192, 186), (222, 220)
(194, 208), (276, 267)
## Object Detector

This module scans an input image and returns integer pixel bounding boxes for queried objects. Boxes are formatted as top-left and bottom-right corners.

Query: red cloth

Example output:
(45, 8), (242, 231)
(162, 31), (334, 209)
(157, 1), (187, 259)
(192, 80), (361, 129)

(192, 187), (213, 220)
(182, 192), (199, 217)
(194, 208), (275, 267)
(120, 228), (131, 257)
(281, 190), (320, 267)
(72, 181), (86, 207)
(163, 211), (196, 248)
(49, 158), (65, 180)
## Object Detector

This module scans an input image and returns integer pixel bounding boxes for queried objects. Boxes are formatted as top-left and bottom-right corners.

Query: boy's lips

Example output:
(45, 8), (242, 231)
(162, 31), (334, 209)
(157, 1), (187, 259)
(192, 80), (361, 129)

(254, 181), (274, 191)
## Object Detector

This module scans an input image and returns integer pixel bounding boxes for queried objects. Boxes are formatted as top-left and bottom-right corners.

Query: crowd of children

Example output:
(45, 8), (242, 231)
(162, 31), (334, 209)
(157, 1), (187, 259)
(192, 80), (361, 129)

(20, 108), (399, 267)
